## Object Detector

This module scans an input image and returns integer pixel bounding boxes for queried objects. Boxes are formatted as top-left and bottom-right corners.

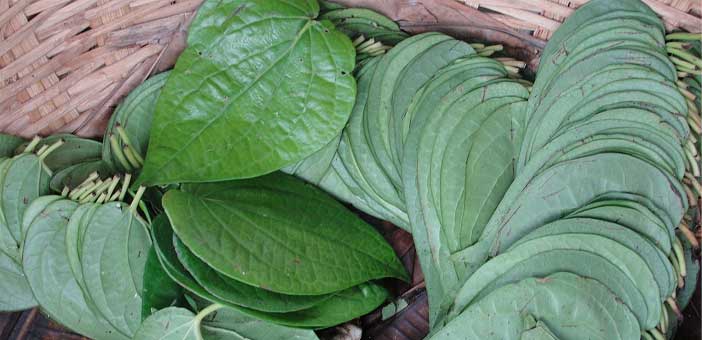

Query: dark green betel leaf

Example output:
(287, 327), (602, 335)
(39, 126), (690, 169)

(162, 172), (407, 295)
(137, 0), (357, 185)
(142, 247), (183, 320)
(0, 133), (24, 158)
(172, 234), (334, 313)
(150, 214), (389, 329)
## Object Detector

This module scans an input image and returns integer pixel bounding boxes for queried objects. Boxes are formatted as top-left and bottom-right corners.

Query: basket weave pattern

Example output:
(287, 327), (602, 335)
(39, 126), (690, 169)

(0, 0), (203, 138)
(459, 0), (702, 39)
(0, 0), (700, 138)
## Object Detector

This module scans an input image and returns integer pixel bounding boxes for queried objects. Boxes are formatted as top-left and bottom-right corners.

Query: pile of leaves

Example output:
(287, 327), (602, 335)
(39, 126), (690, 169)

(0, 1), (410, 339)
(0, 0), (700, 339)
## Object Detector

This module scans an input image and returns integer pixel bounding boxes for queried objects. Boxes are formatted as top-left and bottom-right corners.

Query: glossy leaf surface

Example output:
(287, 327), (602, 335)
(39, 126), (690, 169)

(138, 0), (356, 185)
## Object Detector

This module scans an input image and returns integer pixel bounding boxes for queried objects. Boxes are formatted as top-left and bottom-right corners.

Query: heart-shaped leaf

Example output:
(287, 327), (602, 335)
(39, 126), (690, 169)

(137, 0), (356, 185)
(163, 172), (407, 295)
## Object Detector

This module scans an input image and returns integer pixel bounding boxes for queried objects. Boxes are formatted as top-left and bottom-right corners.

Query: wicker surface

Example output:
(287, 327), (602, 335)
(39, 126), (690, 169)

(0, 0), (202, 138)
(458, 0), (702, 40)
(0, 0), (700, 138)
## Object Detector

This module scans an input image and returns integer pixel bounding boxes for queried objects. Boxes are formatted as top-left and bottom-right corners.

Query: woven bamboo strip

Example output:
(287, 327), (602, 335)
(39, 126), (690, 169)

(0, 0), (201, 137)
(1, 0), (700, 137)
(458, 0), (702, 42)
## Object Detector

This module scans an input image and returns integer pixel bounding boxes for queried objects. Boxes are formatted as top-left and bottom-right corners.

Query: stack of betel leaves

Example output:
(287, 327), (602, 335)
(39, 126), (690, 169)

(0, 0), (700, 339)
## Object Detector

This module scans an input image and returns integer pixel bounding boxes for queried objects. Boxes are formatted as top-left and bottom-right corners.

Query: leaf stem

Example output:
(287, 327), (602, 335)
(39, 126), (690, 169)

(668, 47), (702, 69)
(352, 35), (365, 47)
(666, 297), (683, 319)
(105, 175), (120, 201)
(69, 183), (91, 201)
(35, 145), (49, 157)
(677, 66), (702, 76)
(666, 41), (690, 49)
(678, 85), (697, 101)
(129, 186), (146, 213)
(110, 134), (133, 171)
(79, 193), (96, 204)
(118, 173), (132, 201)
(672, 236), (687, 277)
(115, 124), (135, 149)
(670, 252), (681, 288)
(684, 147), (700, 177)
(123, 145), (143, 169)
(79, 180), (103, 201)
(671, 56), (697, 70)
(686, 140), (697, 158)
(92, 178), (114, 197)
(685, 173), (702, 196)
(657, 306), (667, 333)
(38, 139), (65, 161)
(662, 306), (669, 333)
(193, 304), (225, 340)
(666, 32), (702, 41)
(499, 60), (526, 68)
(649, 328), (665, 340)
(688, 114), (701, 134)
(688, 99), (700, 116)
(503, 65), (520, 75)
(76, 172), (100, 190)
(479, 44), (503, 52)
(109, 190), (121, 202)
(23, 136), (41, 153)
(683, 183), (697, 207)
(678, 222), (699, 248)
(356, 38), (376, 50)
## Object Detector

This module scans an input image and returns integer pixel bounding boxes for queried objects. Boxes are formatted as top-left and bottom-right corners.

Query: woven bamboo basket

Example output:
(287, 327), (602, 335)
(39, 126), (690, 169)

(1, 0), (700, 138)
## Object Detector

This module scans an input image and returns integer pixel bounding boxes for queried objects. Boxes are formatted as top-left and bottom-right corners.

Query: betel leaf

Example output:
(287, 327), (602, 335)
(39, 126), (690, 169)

(162, 172), (407, 295)
(430, 272), (640, 340)
(80, 202), (151, 337)
(0, 133), (24, 158)
(103, 72), (169, 173)
(15, 134), (102, 173)
(22, 199), (127, 340)
(150, 214), (389, 329)
(0, 250), (36, 311)
(134, 305), (320, 340)
(132, 307), (199, 340)
(199, 305), (319, 340)
(142, 247), (183, 320)
(137, 0), (357, 186)
(0, 152), (52, 263)
(172, 235), (334, 313)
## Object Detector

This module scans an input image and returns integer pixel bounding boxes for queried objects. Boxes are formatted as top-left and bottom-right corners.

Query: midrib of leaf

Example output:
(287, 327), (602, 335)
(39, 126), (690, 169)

(148, 19), (316, 181)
